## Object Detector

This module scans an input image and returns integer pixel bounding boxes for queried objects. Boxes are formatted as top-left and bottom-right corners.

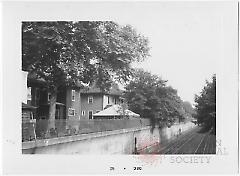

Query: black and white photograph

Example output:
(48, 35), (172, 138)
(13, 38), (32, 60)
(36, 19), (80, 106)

(21, 20), (216, 155)
(1, 1), (239, 175)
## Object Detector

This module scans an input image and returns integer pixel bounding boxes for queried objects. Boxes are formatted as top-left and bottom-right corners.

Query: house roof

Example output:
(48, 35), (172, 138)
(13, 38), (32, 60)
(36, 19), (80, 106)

(22, 103), (37, 110)
(80, 83), (123, 96)
(93, 104), (140, 117)
(27, 72), (46, 86)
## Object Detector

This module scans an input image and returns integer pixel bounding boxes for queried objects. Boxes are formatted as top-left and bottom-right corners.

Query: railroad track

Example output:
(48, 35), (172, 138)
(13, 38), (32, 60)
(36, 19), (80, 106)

(156, 126), (216, 154)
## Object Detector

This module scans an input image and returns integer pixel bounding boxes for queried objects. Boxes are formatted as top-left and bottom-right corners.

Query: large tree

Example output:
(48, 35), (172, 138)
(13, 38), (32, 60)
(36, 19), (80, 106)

(195, 74), (216, 133)
(124, 69), (166, 119)
(124, 69), (186, 128)
(22, 21), (150, 122)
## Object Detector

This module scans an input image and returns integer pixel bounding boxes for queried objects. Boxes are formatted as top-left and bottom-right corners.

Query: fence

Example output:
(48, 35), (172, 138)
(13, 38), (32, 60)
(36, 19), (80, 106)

(22, 118), (151, 142)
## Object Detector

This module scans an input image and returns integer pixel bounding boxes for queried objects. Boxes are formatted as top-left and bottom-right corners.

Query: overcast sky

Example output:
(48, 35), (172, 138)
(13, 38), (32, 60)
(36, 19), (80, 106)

(116, 2), (219, 105)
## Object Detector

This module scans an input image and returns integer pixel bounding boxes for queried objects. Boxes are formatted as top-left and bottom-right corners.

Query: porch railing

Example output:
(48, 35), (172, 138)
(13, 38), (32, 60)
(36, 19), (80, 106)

(22, 119), (151, 142)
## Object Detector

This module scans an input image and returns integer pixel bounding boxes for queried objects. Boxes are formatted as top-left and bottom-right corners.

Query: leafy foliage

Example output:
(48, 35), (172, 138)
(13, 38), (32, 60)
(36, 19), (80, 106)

(22, 21), (149, 91)
(124, 69), (188, 128)
(195, 74), (216, 133)
(22, 21), (150, 120)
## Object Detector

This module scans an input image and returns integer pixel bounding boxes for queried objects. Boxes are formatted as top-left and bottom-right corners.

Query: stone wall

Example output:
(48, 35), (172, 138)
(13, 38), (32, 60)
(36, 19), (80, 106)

(22, 122), (196, 154)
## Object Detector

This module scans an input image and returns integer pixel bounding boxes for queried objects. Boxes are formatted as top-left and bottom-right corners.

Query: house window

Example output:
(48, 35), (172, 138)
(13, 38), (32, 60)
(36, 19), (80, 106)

(88, 111), (93, 119)
(27, 87), (31, 100)
(107, 96), (110, 104)
(81, 111), (85, 116)
(72, 90), (75, 101)
(68, 108), (75, 116)
(88, 96), (93, 104)
(47, 93), (51, 101)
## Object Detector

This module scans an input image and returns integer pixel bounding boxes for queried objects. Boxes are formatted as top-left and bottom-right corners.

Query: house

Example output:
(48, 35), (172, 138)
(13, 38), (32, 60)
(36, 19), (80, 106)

(80, 83), (124, 120)
(93, 104), (140, 119)
(22, 71), (37, 121)
(24, 71), (126, 121)
(22, 102), (37, 121)
(22, 71), (28, 104)
(26, 72), (82, 120)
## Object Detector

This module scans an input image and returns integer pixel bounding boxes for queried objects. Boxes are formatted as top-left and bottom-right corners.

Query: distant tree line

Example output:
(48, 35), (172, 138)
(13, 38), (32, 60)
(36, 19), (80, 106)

(124, 69), (195, 129)
(194, 74), (216, 134)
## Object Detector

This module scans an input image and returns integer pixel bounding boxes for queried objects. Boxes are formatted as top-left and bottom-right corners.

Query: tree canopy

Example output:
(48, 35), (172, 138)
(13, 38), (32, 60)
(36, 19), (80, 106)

(22, 21), (149, 90)
(124, 69), (188, 128)
(22, 21), (150, 121)
(194, 74), (216, 133)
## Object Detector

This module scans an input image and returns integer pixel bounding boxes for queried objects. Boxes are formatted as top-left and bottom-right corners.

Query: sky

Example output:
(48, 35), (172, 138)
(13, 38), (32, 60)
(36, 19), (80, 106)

(116, 2), (219, 105)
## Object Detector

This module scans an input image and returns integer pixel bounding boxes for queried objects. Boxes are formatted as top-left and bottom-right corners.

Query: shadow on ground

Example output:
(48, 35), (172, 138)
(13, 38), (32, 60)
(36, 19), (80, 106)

(197, 126), (216, 135)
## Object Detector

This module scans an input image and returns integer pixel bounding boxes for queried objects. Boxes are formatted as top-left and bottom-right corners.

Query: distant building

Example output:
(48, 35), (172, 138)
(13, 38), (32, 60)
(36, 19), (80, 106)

(23, 71), (126, 121)
(26, 73), (82, 120)
(80, 83), (124, 120)
(22, 71), (37, 123)
(22, 71), (28, 104)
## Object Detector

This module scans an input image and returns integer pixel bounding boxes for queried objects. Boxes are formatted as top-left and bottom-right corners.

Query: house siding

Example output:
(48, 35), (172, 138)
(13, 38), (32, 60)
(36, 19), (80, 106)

(80, 93), (121, 120)
(56, 88), (67, 119)
(26, 82), (68, 120)
(103, 94), (121, 109)
(25, 74), (123, 121)
(57, 88), (67, 105)
(66, 88), (81, 120)
(80, 93), (103, 120)
(22, 71), (28, 104)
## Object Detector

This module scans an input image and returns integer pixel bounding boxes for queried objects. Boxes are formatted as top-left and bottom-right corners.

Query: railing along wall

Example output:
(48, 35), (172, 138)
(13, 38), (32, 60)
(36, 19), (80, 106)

(22, 119), (151, 142)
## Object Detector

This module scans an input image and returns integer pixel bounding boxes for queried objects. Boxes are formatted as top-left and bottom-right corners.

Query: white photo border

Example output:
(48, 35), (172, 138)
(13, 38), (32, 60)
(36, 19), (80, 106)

(1, 1), (239, 174)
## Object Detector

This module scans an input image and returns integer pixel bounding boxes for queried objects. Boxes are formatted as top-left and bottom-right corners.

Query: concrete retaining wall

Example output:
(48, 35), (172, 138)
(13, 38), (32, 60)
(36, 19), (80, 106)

(22, 122), (195, 154)
(158, 122), (196, 144)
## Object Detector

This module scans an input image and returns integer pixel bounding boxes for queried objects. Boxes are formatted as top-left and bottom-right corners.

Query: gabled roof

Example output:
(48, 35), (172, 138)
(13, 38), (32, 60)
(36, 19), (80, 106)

(93, 104), (140, 117)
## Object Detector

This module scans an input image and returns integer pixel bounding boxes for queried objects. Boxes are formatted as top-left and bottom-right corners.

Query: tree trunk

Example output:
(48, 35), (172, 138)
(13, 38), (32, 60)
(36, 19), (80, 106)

(48, 89), (57, 129)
